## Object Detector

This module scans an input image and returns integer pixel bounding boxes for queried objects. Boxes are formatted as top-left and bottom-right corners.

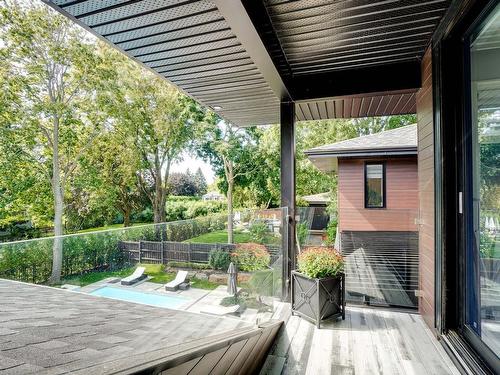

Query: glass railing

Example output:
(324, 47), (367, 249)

(296, 206), (419, 309)
(0, 208), (286, 324)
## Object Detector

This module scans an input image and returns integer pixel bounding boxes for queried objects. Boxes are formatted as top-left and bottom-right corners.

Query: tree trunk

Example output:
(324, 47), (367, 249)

(152, 160), (166, 224)
(123, 207), (131, 227)
(227, 179), (234, 244)
(49, 116), (63, 285)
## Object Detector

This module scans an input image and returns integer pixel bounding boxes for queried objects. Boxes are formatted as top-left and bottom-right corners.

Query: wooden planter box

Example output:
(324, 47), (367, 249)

(291, 271), (345, 328)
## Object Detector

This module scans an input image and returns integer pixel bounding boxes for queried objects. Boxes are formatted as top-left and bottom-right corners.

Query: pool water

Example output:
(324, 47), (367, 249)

(90, 286), (188, 309)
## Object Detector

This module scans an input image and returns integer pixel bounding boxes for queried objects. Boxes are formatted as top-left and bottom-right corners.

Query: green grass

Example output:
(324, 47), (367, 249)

(185, 229), (281, 246)
(62, 267), (135, 287)
(60, 263), (218, 289)
(190, 278), (219, 290)
(185, 230), (253, 244)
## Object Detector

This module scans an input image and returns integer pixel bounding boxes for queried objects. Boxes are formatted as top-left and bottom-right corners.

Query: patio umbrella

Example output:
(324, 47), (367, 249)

(227, 262), (238, 296)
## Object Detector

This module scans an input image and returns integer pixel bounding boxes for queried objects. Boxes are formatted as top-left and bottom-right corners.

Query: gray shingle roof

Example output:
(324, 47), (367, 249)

(305, 124), (417, 156)
(0, 279), (248, 374)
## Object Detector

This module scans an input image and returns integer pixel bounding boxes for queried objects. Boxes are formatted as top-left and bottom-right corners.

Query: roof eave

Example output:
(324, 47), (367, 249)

(305, 147), (418, 158)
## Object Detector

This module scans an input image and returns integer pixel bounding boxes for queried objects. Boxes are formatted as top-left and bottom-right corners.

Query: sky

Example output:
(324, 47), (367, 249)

(170, 153), (216, 184)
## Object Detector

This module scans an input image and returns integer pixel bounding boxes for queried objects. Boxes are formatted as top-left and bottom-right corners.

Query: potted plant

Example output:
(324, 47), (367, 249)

(292, 246), (345, 328)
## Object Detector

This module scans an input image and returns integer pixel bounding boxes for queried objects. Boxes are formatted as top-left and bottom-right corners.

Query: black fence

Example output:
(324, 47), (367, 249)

(119, 241), (282, 265)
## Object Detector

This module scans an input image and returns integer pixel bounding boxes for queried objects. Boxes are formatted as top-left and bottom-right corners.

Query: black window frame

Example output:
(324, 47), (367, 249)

(364, 161), (386, 209)
(435, 0), (500, 373)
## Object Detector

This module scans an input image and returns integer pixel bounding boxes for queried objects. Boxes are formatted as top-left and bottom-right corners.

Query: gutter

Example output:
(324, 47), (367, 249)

(305, 147), (418, 158)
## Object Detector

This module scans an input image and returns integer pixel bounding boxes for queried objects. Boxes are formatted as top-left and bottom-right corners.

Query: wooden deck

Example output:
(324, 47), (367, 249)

(261, 305), (460, 375)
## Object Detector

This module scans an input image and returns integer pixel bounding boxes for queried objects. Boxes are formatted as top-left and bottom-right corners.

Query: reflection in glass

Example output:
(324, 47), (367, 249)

(365, 164), (384, 208)
(469, 3), (500, 357)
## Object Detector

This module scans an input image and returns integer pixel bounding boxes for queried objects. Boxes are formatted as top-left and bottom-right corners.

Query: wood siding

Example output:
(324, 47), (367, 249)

(338, 158), (418, 232)
(416, 47), (435, 330)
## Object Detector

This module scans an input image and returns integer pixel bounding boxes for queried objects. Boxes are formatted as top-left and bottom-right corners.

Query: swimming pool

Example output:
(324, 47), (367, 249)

(90, 286), (188, 309)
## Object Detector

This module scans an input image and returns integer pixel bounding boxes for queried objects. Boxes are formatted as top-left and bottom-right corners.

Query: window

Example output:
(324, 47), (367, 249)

(465, 2), (500, 359)
(365, 163), (385, 208)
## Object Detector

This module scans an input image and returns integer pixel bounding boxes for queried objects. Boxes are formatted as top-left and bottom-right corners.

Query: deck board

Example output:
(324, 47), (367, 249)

(262, 306), (460, 375)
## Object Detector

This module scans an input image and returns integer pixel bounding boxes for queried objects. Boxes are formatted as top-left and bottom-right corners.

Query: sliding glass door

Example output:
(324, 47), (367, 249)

(465, 2), (500, 362)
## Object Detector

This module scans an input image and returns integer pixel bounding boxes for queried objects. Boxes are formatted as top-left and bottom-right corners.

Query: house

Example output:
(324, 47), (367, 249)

(306, 125), (419, 307)
(201, 191), (225, 201)
(306, 125), (418, 238)
(10, 1), (500, 373)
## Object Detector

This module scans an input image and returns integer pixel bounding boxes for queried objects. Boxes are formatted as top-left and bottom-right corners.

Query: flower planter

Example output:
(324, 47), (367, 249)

(291, 270), (345, 328)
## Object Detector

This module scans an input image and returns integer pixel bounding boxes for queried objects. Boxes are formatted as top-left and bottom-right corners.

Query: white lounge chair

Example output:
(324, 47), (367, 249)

(165, 270), (189, 291)
(200, 304), (241, 316)
(121, 267), (147, 286)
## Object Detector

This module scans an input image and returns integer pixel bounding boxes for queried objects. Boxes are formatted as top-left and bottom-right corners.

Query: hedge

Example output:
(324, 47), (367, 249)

(0, 214), (227, 284)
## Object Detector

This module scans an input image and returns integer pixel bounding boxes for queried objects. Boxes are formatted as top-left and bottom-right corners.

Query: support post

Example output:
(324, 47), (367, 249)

(280, 101), (296, 301)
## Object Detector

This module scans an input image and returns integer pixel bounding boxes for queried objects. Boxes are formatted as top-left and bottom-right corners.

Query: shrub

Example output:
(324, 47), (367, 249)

(220, 295), (245, 309)
(296, 222), (308, 246)
(165, 200), (225, 222)
(249, 221), (268, 244)
(231, 243), (270, 272)
(168, 261), (211, 270)
(166, 214), (226, 242)
(480, 231), (496, 258)
(297, 246), (344, 279)
(209, 249), (231, 270)
(325, 218), (338, 246)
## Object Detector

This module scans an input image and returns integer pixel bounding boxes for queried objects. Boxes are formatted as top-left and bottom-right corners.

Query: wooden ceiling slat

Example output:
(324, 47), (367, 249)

(302, 103), (314, 120)
(358, 97), (369, 116)
(343, 98), (352, 118)
(326, 100), (335, 119)
(318, 101), (328, 119)
(351, 97), (362, 117)
(334, 100), (343, 119)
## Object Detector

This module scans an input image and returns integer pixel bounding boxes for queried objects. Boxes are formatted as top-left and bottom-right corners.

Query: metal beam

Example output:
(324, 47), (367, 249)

(288, 60), (422, 101)
(213, 0), (290, 101)
(280, 101), (296, 301)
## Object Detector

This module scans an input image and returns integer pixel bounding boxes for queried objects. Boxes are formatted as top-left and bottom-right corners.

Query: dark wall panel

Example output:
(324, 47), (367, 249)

(416, 47), (435, 330)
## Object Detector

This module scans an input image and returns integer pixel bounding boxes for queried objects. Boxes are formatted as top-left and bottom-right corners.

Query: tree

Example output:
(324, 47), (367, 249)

(197, 122), (257, 243)
(116, 66), (207, 224)
(168, 171), (198, 196)
(194, 167), (208, 196)
(238, 116), (417, 209)
(0, 3), (115, 283)
(351, 115), (416, 136)
(79, 128), (142, 228)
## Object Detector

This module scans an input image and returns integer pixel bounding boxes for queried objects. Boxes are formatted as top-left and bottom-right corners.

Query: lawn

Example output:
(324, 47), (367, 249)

(62, 263), (218, 290)
(185, 230), (253, 244)
(145, 264), (218, 290)
(185, 229), (281, 246)
(62, 267), (135, 287)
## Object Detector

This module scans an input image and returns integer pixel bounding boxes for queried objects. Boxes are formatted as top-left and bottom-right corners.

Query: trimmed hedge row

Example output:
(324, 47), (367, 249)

(0, 214), (227, 284)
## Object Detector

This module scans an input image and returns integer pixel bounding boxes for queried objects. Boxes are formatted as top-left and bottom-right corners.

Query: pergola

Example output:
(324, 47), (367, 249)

(43, 0), (452, 298)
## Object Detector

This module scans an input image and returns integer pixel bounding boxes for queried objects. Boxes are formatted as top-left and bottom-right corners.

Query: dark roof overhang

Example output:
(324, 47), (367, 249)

(43, 0), (452, 126)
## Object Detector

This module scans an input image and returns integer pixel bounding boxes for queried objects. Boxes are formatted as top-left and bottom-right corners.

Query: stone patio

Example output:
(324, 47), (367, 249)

(78, 278), (275, 324)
